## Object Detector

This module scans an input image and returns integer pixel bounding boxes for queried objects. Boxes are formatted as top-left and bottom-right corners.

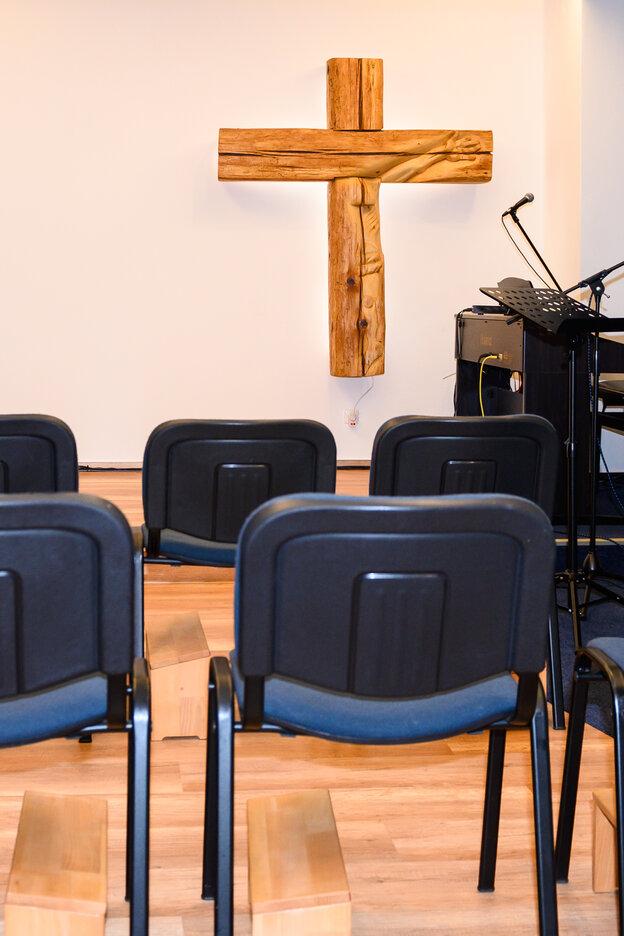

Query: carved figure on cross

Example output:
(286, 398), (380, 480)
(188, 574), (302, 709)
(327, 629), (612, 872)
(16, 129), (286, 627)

(219, 58), (493, 376)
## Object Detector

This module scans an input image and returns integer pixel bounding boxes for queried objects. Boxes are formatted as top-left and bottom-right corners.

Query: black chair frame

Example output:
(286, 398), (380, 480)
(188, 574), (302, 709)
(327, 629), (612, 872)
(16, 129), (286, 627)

(203, 660), (557, 936)
(201, 493), (559, 936)
(0, 494), (150, 936)
(79, 659), (150, 935)
(555, 646), (624, 933)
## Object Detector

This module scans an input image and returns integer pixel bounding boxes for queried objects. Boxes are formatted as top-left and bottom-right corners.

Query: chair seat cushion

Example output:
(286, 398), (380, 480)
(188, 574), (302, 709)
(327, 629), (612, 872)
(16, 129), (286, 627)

(145, 525), (237, 566)
(0, 674), (109, 747)
(587, 636), (624, 671)
(230, 653), (519, 743)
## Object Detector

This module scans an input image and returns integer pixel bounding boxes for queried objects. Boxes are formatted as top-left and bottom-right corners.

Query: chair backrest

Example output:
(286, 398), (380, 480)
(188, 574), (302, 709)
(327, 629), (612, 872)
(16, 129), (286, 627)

(369, 414), (559, 516)
(0, 416), (78, 493)
(142, 419), (336, 543)
(0, 493), (135, 697)
(235, 493), (555, 702)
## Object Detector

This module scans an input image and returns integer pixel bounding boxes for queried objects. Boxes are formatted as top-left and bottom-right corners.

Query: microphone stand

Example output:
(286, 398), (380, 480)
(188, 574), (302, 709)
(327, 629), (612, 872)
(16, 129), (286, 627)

(565, 260), (624, 618)
(504, 205), (599, 647)
(504, 207), (585, 625)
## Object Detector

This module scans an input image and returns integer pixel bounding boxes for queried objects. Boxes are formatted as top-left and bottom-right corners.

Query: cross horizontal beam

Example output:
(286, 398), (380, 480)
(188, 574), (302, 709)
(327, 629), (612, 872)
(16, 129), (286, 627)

(219, 129), (493, 183)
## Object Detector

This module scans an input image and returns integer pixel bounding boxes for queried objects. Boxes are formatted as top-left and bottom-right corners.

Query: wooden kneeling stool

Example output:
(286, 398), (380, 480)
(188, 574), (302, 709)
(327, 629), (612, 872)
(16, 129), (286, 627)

(593, 789), (618, 892)
(247, 789), (351, 935)
(5, 790), (107, 936)
(146, 611), (210, 740)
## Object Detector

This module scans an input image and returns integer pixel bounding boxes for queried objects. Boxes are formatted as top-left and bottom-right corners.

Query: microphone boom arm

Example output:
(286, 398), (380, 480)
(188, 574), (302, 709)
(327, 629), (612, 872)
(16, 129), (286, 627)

(565, 259), (624, 297)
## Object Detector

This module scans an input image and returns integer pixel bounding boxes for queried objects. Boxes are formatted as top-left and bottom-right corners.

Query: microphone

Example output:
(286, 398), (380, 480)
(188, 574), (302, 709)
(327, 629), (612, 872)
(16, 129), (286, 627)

(502, 192), (534, 217)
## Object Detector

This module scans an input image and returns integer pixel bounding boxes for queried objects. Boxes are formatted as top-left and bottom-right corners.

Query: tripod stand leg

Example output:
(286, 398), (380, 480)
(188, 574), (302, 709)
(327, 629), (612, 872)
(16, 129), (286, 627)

(548, 589), (565, 730)
(581, 549), (601, 620)
(569, 577), (583, 651)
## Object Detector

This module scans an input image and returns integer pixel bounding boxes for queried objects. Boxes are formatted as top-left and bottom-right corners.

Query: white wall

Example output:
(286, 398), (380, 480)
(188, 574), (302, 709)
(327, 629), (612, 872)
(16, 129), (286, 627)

(580, 0), (624, 304)
(1, 0), (546, 461)
(578, 0), (624, 469)
(543, 0), (581, 289)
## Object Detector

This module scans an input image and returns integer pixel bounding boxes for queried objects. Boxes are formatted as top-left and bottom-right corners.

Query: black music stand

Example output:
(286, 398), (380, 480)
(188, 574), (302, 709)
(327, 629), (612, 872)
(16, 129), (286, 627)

(568, 261), (624, 619)
(481, 284), (624, 649)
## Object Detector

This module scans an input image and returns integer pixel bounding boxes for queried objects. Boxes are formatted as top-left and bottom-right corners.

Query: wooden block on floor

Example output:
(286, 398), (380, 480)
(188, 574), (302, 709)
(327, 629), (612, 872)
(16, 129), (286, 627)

(146, 610), (210, 740)
(593, 788), (618, 892)
(247, 789), (351, 935)
(5, 790), (107, 936)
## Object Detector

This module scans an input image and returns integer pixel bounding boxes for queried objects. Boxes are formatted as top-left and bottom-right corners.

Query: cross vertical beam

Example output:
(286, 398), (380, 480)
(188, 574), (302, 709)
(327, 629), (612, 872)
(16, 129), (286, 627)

(327, 58), (385, 376)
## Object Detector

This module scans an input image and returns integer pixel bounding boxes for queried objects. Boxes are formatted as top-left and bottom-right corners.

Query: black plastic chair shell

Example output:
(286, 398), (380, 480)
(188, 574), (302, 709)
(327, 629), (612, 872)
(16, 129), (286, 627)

(369, 413), (565, 730)
(142, 419), (336, 565)
(0, 414), (78, 492)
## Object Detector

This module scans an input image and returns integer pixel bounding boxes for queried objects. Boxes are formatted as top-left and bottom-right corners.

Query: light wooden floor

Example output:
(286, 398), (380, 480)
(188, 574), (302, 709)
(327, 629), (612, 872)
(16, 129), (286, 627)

(0, 470), (617, 934)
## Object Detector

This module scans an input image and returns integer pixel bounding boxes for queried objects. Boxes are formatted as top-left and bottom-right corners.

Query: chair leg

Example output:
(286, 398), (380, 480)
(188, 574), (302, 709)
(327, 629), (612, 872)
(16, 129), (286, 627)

(478, 728), (506, 892)
(202, 657), (234, 936)
(530, 680), (558, 936)
(202, 679), (218, 901)
(554, 664), (589, 883)
(548, 590), (565, 730)
(130, 658), (151, 936)
(574, 646), (624, 933)
(132, 527), (145, 657)
(611, 673), (624, 935)
(126, 730), (134, 904)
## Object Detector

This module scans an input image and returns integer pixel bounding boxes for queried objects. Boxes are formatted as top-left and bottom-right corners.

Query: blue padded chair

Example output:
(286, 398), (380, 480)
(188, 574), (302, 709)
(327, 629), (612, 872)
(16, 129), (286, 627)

(0, 415), (144, 677)
(556, 639), (624, 934)
(141, 419), (336, 566)
(0, 493), (150, 936)
(0, 414), (78, 491)
(202, 492), (559, 936)
(369, 413), (565, 730)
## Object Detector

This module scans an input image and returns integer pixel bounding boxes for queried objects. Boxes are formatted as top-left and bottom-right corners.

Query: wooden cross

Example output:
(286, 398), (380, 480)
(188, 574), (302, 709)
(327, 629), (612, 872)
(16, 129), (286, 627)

(219, 58), (493, 377)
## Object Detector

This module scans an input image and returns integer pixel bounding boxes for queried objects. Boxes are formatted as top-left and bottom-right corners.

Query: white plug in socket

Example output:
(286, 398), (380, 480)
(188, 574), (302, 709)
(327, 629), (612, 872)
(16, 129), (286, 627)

(344, 408), (359, 428)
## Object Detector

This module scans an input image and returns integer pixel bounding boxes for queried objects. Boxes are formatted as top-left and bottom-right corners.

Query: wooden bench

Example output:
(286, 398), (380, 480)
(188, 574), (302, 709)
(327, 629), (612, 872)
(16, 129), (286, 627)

(593, 788), (618, 892)
(247, 789), (351, 935)
(5, 790), (107, 936)
(146, 610), (210, 740)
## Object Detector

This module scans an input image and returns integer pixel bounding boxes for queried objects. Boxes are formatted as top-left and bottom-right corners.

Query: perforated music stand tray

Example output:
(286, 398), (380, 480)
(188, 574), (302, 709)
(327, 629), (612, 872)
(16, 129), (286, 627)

(481, 284), (624, 334)
(480, 285), (594, 334)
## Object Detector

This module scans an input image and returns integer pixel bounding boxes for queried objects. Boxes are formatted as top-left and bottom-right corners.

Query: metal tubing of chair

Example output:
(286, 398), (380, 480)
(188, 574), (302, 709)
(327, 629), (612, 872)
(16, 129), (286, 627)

(202, 680), (218, 900)
(586, 647), (624, 933)
(548, 591), (565, 730)
(530, 682), (558, 936)
(126, 731), (134, 905)
(611, 672), (624, 935)
(130, 658), (151, 936)
(478, 728), (506, 892)
(132, 528), (145, 657)
(554, 666), (589, 882)
(202, 658), (234, 936)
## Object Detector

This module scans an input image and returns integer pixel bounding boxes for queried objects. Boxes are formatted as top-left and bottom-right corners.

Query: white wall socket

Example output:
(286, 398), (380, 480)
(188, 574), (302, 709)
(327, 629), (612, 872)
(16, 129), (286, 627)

(344, 408), (359, 428)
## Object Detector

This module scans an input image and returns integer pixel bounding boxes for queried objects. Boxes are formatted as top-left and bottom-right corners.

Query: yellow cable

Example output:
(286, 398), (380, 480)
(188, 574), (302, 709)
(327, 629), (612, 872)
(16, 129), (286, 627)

(479, 355), (498, 416)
